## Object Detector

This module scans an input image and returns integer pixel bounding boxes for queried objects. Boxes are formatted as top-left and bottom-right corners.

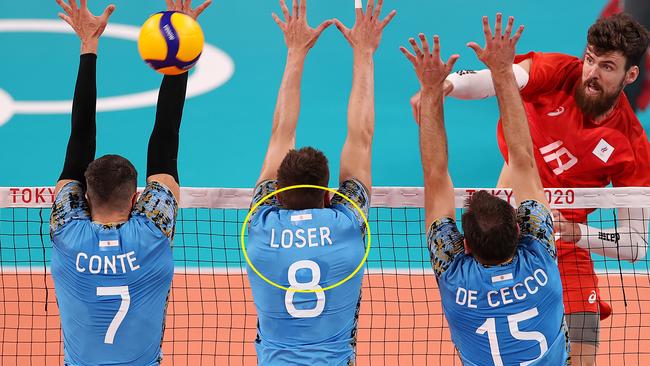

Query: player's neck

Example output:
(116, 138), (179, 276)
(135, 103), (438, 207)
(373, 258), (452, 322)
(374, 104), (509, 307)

(476, 255), (514, 267)
(91, 210), (130, 225)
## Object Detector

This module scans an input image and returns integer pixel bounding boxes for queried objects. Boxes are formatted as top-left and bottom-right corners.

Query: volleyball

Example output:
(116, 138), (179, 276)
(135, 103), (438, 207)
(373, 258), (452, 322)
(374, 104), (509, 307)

(138, 11), (204, 75)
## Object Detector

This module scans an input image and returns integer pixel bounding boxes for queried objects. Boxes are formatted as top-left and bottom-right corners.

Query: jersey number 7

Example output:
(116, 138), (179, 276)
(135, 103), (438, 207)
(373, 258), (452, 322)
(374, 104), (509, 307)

(96, 286), (131, 344)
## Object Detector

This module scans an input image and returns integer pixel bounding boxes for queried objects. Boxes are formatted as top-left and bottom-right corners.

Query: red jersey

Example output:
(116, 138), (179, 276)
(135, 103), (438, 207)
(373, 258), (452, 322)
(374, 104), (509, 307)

(497, 52), (650, 222)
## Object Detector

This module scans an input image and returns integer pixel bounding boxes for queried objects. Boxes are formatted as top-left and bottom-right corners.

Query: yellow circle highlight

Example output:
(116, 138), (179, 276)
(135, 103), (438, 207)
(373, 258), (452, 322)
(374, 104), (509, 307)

(241, 184), (371, 293)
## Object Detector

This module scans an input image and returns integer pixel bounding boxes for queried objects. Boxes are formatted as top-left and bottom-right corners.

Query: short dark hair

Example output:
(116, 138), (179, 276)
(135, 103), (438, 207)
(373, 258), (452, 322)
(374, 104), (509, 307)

(587, 13), (650, 69)
(276, 147), (329, 210)
(84, 155), (137, 211)
(461, 191), (518, 264)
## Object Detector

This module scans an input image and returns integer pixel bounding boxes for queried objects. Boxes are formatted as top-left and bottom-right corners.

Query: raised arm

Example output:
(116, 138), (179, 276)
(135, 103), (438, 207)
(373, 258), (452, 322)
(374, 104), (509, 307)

(400, 35), (459, 228)
(54, 0), (114, 196)
(333, 0), (396, 192)
(469, 14), (546, 207)
(146, 0), (212, 200)
(410, 56), (531, 125)
(555, 208), (649, 262)
(257, 0), (333, 184)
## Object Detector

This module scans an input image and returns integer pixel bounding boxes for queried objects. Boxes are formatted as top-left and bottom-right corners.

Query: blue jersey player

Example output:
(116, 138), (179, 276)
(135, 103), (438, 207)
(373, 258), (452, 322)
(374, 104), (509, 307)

(50, 1), (211, 365)
(400, 14), (570, 365)
(246, 1), (395, 364)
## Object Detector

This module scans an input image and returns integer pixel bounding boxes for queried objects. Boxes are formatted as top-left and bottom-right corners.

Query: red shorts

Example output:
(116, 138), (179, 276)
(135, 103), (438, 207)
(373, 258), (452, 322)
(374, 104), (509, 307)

(557, 239), (601, 314)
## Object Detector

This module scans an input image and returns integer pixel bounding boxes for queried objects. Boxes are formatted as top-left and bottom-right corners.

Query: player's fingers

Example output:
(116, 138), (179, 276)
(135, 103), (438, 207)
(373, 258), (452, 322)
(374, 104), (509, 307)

(333, 19), (351, 41)
(511, 25), (525, 44)
(315, 19), (334, 35)
(279, 0), (290, 20)
(482, 16), (492, 41)
(446, 54), (460, 72)
(69, 0), (78, 11)
(79, 0), (87, 10)
(373, 0), (383, 20)
(380, 10), (396, 30)
(100, 4), (115, 22)
(355, 0), (363, 20)
(400, 46), (417, 65)
(419, 33), (430, 56)
(366, 0), (374, 18)
(299, 0), (306, 19)
(466, 42), (483, 56)
(58, 13), (74, 27)
(409, 38), (423, 58)
(432, 35), (440, 59)
(504, 16), (514, 38)
(194, 0), (212, 17)
(272, 13), (286, 29)
(292, 0), (298, 17)
(494, 13), (502, 38)
(55, 0), (73, 15)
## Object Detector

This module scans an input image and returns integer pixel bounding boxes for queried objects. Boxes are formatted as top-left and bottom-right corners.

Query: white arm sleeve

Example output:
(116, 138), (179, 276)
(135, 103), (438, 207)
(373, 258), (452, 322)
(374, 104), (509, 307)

(575, 208), (649, 262)
(447, 64), (530, 100)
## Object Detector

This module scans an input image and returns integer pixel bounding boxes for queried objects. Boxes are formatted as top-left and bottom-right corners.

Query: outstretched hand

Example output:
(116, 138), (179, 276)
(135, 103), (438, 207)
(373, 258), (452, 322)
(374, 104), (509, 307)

(272, 0), (333, 54)
(165, 0), (212, 20)
(56, 0), (115, 54)
(333, 0), (396, 53)
(467, 13), (524, 72)
(400, 34), (459, 90)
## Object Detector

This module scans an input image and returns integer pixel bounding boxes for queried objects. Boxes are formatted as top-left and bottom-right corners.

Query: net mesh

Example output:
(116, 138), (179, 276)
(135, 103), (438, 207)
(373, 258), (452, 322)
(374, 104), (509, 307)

(1, 187), (650, 365)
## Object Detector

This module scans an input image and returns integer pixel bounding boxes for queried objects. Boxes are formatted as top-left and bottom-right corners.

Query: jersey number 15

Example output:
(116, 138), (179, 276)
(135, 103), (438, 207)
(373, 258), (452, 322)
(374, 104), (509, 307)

(476, 307), (548, 366)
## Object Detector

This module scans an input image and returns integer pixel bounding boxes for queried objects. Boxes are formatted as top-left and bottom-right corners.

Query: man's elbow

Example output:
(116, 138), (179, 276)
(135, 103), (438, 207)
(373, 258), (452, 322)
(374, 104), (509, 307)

(508, 149), (536, 170)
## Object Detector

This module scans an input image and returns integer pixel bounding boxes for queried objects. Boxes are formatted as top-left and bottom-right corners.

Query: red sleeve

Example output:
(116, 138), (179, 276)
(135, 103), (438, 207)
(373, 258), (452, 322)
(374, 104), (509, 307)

(516, 52), (582, 100)
(612, 131), (650, 187)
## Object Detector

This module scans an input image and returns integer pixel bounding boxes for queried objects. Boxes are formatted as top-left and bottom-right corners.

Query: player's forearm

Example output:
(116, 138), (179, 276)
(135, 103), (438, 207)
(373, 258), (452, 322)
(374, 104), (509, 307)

(347, 50), (375, 143)
(492, 69), (534, 167)
(271, 51), (307, 139)
(59, 54), (98, 183)
(446, 64), (529, 100)
(419, 87), (448, 178)
(257, 52), (306, 182)
(146, 73), (189, 183)
(576, 208), (649, 262)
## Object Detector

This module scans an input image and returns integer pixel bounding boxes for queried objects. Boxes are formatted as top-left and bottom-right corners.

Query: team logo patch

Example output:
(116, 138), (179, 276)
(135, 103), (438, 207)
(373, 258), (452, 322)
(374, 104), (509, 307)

(290, 213), (313, 222)
(99, 240), (120, 248)
(592, 139), (614, 163)
(588, 290), (597, 304)
(491, 273), (514, 283)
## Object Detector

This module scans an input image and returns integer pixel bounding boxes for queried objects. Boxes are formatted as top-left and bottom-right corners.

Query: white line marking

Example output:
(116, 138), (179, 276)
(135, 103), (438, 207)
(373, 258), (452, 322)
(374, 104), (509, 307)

(0, 19), (235, 126)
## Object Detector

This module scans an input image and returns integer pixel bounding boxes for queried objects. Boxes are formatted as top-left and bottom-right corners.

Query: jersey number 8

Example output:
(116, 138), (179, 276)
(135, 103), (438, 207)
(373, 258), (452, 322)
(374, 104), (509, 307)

(285, 260), (325, 318)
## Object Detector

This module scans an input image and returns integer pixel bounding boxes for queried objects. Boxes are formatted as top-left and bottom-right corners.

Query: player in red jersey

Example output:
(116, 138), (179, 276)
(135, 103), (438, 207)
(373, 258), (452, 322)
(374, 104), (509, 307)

(412, 13), (650, 366)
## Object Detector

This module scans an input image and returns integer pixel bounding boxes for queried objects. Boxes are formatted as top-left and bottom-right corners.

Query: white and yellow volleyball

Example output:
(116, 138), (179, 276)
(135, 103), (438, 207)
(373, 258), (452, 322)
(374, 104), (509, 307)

(138, 11), (205, 75)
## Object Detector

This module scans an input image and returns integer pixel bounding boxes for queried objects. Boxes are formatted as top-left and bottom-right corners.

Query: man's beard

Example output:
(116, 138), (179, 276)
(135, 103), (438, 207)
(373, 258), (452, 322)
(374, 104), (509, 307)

(574, 77), (624, 120)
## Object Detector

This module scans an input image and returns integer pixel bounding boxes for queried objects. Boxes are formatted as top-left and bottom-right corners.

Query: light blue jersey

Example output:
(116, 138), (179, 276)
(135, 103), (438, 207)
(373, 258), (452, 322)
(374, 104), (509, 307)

(247, 179), (370, 366)
(50, 181), (177, 366)
(429, 200), (570, 366)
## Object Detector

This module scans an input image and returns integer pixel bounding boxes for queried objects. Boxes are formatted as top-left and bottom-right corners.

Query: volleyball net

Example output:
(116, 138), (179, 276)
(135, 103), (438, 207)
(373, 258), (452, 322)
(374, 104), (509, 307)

(1, 186), (649, 365)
